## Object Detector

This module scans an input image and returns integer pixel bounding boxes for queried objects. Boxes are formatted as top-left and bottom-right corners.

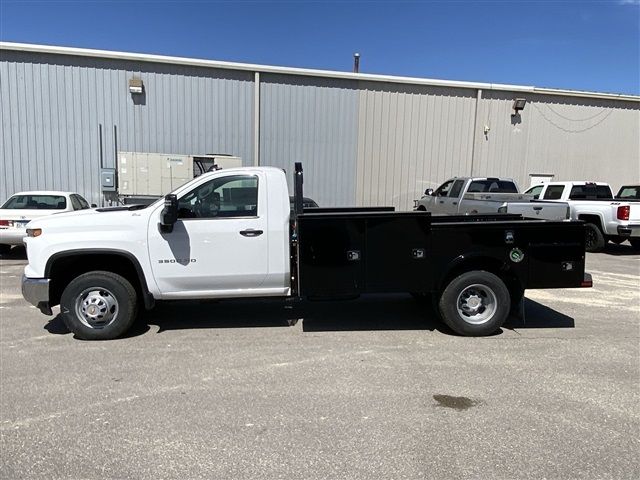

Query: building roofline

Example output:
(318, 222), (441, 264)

(1, 41), (639, 102)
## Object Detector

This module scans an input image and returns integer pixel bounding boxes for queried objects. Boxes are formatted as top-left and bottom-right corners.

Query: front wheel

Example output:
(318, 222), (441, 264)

(630, 238), (640, 251)
(60, 271), (138, 340)
(438, 270), (510, 336)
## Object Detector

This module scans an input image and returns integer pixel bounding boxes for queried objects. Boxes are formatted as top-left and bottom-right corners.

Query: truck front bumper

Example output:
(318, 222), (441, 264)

(21, 275), (52, 315)
(617, 224), (640, 238)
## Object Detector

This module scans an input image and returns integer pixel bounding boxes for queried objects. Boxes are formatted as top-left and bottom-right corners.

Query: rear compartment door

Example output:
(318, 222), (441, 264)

(526, 222), (586, 288)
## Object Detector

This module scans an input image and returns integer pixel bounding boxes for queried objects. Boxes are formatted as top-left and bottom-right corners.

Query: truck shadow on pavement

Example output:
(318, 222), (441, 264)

(44, 295), (575, 339)
(505, 299), (575, 329)
(602, 243), (639, 256)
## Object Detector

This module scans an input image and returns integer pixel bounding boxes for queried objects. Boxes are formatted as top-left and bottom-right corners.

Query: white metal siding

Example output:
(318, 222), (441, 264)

(1, 46), (639, 210)
(473, 91), (640, 190)
(260, 74), (359, 207)
(356, 83), (477, 209)
(0, 51), (254, 205)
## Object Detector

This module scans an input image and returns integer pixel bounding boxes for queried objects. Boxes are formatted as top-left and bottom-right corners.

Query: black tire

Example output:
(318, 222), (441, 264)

(0, 244), (11, 254)
(584, 223), (605, 253)
(630, 238), (640, 250)
(438, 270), (510, 336)
(60, 271), (138, 340)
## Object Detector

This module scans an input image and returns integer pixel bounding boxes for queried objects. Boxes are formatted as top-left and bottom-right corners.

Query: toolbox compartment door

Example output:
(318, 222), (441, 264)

(365, 216), (432, 292)
(297, 216), (365, 296)
(527, 223), (586, 288)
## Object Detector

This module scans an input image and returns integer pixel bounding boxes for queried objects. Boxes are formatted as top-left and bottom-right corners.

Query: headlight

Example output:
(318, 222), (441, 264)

(26, 228), (42, 237)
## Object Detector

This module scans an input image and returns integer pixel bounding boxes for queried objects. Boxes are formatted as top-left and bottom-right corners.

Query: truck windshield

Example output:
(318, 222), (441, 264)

(467, 180), (518, 193)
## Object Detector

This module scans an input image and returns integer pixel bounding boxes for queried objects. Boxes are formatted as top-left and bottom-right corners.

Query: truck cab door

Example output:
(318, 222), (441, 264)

(433, 179), (464, 214)
(147, 172), (271, 298)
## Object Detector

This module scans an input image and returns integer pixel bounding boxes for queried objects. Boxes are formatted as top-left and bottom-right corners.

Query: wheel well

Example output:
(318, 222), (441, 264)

(578, 214), (603, 232)
(440, 257), (522, 301)
(48, 253), (147, 307)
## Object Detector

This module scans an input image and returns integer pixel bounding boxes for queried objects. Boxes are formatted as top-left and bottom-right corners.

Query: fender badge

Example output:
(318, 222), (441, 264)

(509, 248), (524, 263)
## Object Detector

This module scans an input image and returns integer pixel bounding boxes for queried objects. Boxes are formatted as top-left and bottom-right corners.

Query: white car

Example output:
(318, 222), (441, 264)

(0, 191), (94, 253)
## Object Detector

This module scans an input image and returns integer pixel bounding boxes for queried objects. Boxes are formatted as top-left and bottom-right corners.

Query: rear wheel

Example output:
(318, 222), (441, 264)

(630, 238), (640, 250)
(584, 223), (605, 253)
(438, 270), (510, 336)
(60, 271), (138, 340)
(0, 244), (11, 254)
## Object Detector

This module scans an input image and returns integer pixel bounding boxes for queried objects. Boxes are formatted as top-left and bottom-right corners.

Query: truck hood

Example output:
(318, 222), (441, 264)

(27, 205), (153, 229)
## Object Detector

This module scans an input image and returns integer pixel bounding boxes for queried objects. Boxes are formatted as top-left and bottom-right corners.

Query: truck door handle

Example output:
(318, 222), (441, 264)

(533, 207), (543, 211)
(452, 202), (458, 205)
(239, 229), (263, 237)
(439, 200), (445, 204)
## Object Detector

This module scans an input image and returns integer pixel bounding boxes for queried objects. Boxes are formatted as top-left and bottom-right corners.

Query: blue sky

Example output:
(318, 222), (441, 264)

(1, 0), (638, 94)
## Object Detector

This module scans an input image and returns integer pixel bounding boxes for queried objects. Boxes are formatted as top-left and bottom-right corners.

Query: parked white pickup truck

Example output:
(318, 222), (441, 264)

(524, 181), (640, 252)
(415, 177), (570, 221)
(21, 165), (592, 340)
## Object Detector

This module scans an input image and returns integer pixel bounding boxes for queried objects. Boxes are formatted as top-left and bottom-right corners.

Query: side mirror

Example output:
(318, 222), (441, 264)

(90, 203), (97, 208)
(160, 194), (178, 233)
(425, 188), (434, 196)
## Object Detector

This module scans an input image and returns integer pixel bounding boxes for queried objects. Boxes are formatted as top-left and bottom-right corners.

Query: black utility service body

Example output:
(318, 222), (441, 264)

(290, 163), (590, 335)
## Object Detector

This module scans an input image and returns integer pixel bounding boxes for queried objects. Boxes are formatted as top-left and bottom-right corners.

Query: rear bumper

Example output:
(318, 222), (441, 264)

(617, 224), (640, 238)
(21, 275), (52, 315)
(0, 229), (27, 245)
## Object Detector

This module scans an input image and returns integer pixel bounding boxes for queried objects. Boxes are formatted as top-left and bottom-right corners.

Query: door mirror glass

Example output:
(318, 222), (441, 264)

(425, 188), (434, 196)
(160, 194), (178, 232)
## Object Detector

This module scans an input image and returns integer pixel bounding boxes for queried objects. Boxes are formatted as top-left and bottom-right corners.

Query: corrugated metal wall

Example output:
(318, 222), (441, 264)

(260, 74), (359, 207)
(0, 50), (254, 205)
(1, 47), (639, 210)
(473, 91), (640, 190)
(355, 82), (477, 208)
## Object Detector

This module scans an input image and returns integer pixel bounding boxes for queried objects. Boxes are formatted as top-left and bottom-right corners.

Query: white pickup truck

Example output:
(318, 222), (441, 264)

(524, 181), (640, 252)
(21, 164), (592, 340)
(415, 177), (570, 221)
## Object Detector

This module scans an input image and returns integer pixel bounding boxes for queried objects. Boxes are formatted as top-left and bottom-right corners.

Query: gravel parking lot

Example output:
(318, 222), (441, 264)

(1, 245), (638, 479)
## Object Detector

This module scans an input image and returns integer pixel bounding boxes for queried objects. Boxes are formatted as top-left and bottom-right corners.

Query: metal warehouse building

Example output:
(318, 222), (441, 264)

(1, 42), (639, 208)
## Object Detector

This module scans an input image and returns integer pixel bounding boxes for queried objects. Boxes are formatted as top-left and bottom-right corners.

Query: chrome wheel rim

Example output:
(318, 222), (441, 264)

(456, 283), (497, 325)
(75, 287), (119, 329)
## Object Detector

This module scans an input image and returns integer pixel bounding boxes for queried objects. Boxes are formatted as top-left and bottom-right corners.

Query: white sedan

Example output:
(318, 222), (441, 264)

(0, 191), (94, 253)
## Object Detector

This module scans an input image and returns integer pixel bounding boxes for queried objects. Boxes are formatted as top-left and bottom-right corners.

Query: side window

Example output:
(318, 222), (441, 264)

(543, 185), (565, 200)
(70, 195), (82, 210)
(527, 185), (544, 200)
(76, 195), (91, 209)
(448, 180), (465, 198)
(435, 180), (454, 197)
(178, 175), (258, 219)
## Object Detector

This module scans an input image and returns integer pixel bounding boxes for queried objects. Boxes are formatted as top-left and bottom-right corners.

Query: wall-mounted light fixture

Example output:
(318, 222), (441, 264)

(512, 98), (527, 113)
(129, 78), (144, 94)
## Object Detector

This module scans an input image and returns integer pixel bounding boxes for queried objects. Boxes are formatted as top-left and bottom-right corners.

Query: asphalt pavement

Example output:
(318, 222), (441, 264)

(1, 245), (638, 479)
